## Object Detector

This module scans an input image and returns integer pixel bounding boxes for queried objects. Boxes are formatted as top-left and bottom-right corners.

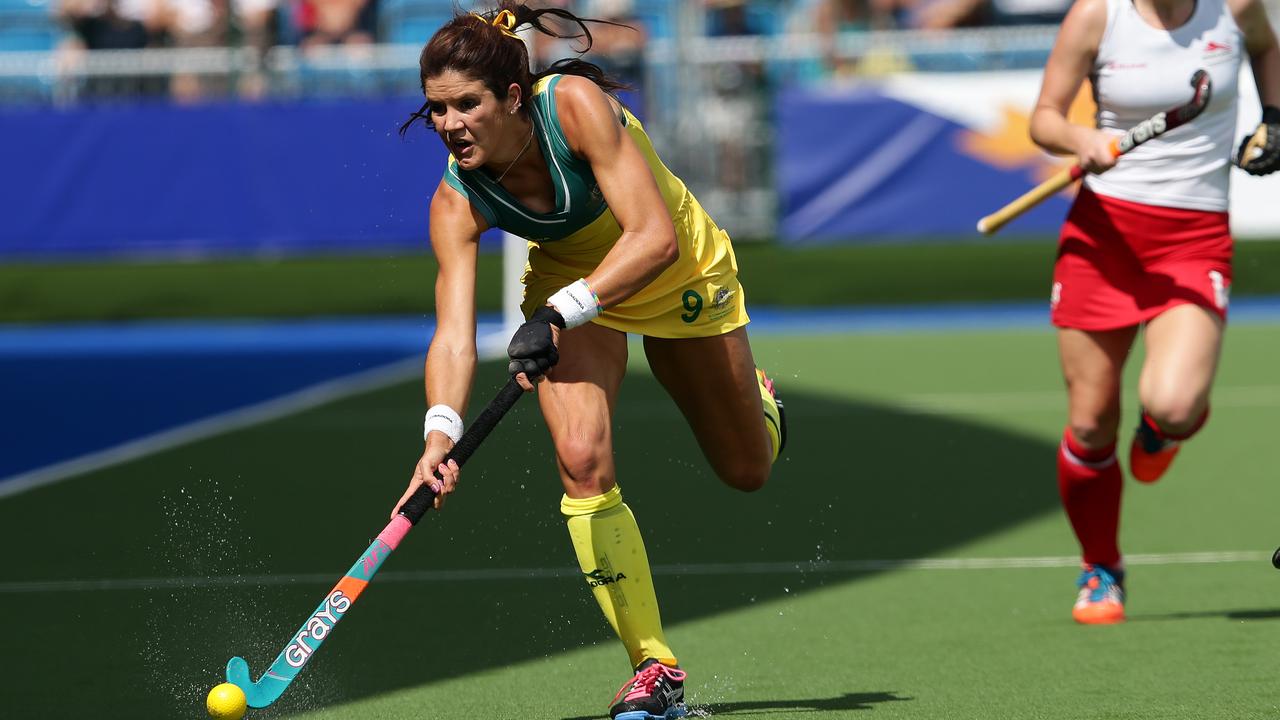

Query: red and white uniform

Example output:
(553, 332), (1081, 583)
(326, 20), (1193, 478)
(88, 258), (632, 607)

(1052, 0), (1243, 330)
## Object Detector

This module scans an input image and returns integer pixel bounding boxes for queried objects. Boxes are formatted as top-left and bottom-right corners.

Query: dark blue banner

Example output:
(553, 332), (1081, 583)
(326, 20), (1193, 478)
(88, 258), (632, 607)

(0, 99), (451, 259)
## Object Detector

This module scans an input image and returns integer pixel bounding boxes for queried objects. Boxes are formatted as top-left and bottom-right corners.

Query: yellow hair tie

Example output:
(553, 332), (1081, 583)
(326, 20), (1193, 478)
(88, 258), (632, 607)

(472, 10), (521, 40)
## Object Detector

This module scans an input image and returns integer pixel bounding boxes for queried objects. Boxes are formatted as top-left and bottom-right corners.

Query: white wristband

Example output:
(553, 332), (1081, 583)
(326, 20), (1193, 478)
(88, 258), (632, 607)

(547, 278), (602, 329)
(423, 404), (463, 443)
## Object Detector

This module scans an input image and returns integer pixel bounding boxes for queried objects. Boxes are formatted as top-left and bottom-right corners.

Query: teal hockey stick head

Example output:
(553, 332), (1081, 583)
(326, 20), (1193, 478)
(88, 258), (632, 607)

(226, 655), (290, 709)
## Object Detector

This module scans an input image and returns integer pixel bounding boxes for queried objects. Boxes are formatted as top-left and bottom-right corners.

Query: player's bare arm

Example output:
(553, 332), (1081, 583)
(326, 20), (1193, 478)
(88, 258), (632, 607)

(555, 75), (679, 309)
(425, 178), (484, 417)
(1231, 0), (1280, 106)
(392, 178), (485, 515)
(1030, 0), (1116, 171)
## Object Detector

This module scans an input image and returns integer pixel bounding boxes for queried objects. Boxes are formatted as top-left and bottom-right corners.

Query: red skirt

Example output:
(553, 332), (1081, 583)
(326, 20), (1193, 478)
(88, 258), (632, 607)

(1051, 188), (1232, 331)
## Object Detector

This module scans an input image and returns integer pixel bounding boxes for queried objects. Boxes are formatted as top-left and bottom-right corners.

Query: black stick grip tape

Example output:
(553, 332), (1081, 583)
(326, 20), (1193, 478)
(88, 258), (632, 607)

(399, 378), (524, 524)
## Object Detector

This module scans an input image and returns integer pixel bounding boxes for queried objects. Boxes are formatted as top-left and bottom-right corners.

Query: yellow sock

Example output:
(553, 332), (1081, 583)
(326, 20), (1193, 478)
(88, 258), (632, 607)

(757, 368), (784, 462)
(562, 485), (677, 669)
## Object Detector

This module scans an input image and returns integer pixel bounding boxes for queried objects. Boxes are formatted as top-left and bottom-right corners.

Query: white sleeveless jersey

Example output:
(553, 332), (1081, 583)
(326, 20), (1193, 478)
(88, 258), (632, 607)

(1084, 0), (1243, 211)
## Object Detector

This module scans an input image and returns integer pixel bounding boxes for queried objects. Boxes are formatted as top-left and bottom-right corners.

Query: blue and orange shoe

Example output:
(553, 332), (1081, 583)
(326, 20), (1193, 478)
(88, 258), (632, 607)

(757, 368), (787, 462)
(1073, 563), (1126, 624)
(609, 659), (688, 720)
(1130, 413), (1180, 483)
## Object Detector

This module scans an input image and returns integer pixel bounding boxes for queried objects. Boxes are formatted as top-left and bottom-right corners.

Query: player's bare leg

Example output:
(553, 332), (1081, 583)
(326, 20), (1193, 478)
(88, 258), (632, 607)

(1131, 304), (1224, 482)
(1059, 326), (1137, 451)
(537, 321), (628, 498)
(538, 322), (685, 719)
(642, 326), (777, 492)
(1057, 326), (1137, 623)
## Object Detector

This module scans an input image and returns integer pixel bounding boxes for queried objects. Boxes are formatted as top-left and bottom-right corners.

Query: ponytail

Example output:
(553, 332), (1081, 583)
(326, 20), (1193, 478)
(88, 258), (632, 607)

(400, 0), (634, 137)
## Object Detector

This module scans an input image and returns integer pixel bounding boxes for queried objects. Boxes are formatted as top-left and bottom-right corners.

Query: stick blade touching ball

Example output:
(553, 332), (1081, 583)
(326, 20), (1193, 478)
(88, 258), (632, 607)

(207, 681), (248, 719)
(226, 656), (288, 709)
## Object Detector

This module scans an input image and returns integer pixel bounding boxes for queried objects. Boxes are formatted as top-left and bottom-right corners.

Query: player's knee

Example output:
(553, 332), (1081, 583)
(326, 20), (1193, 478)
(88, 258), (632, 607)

(1144, 396), (1208, 435)
(1067, 420), (1119, 451)
(1066, 398), (1120, 447)
(556, 435), (611, 490)
(716, 458), (770, 493)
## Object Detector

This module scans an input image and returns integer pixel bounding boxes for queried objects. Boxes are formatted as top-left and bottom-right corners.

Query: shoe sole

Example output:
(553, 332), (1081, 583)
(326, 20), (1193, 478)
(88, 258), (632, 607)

(1130, 440), (1179, 484)
(1073, 612), (1126, 624)
(613, 706), (688, 720)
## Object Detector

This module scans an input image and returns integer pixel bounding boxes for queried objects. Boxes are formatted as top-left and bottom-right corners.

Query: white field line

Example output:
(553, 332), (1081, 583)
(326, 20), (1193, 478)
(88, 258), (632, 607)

(896, 384), (1280, 416)
(0, 551), (1265, 594)
(0, 357), (424, 502)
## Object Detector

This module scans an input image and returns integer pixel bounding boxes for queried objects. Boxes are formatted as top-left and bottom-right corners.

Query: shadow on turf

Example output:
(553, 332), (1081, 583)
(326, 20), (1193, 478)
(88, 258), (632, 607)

(560, 690), (913, 719)
(1129, 608), (1280, 622)
(0, 361), (1064, 718)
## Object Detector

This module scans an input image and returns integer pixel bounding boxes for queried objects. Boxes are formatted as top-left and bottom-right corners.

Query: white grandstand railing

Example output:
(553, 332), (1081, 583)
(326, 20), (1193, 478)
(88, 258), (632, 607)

(0, 25), (1068, 79)
(644, 25), (1061, 64)
(0, 47), (248, 78)
(0, 45), (421, 78)
(263, 43), (422, 74)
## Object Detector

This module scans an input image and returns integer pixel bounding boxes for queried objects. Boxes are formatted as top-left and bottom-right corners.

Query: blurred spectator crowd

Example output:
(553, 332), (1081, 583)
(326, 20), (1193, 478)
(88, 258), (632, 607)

(51, 0), (373, 55)
(8, 0), (1076, 55)
(0, 0), (1079, 101)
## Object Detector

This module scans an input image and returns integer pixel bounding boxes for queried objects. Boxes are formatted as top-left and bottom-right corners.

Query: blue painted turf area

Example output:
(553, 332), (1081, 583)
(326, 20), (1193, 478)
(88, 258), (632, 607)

(4, 298), (1280, 486)
(0, 348), (421, 481)
(0, 317), (443, 482)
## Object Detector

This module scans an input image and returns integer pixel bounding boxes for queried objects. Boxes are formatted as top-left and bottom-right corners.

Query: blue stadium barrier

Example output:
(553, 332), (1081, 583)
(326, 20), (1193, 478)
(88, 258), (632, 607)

(0, 99), (462, 259)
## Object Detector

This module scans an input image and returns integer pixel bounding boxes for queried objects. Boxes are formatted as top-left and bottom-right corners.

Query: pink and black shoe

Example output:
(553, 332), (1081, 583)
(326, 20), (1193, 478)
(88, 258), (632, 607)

(609, 659), (688, 720)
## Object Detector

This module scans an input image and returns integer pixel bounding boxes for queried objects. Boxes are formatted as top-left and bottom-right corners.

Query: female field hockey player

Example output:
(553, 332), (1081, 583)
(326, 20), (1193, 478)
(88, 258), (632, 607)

(1030, 0), (1279, 623)
(390, 3), (786, 717)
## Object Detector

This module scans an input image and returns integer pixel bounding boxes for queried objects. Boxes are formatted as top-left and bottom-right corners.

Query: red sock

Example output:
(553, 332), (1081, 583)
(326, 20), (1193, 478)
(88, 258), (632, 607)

(1057, 428), (1122, 567)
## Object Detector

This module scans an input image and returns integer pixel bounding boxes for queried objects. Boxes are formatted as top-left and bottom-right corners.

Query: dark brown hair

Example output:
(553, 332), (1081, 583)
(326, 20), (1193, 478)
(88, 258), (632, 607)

(399, 1), (633, 137)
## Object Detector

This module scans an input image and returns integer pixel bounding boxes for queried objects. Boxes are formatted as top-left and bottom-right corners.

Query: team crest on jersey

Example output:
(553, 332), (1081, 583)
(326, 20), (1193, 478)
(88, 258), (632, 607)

(706, 286), (738, 322)
(712, 287), (735, 309)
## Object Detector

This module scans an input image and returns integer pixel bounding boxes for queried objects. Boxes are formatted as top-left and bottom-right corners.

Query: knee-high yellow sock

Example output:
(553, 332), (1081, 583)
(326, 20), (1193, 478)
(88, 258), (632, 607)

(562, 485), (677, 668)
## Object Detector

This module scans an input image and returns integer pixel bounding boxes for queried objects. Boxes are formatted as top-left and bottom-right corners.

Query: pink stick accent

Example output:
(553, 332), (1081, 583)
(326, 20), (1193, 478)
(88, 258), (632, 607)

(376, 515), (413, 550)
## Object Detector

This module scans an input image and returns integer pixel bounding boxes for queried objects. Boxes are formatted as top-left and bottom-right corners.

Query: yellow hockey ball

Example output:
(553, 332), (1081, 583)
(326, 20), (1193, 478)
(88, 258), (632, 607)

(206, 682), (247, 720)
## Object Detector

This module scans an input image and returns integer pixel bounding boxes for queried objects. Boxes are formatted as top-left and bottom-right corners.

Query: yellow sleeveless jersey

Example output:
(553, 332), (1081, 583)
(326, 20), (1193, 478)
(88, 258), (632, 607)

(445, 74), (748, 338)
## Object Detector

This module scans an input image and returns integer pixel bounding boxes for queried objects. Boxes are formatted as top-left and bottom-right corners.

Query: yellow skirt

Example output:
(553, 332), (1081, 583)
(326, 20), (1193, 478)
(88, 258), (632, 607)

(520, 191), (749, 339)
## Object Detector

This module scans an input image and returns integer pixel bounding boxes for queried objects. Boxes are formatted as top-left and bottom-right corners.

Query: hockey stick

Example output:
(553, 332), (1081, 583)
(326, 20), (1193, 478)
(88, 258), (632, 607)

(225, 377), (524, 709)
(976, 68), (1213, 235)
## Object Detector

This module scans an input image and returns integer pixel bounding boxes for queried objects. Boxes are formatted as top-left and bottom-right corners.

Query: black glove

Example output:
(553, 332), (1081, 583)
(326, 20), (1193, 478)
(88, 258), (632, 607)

(1235, 105), (1280, 176)
(507, 305), (566, 379)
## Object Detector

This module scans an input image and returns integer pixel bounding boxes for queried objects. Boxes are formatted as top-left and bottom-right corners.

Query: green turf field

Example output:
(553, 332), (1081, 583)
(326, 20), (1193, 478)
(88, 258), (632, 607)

(4, 323), (1280, 719)
(7, 239), (1280, 322)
